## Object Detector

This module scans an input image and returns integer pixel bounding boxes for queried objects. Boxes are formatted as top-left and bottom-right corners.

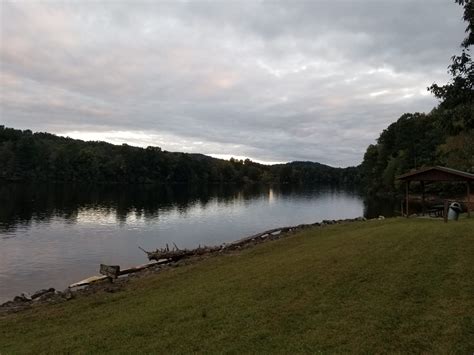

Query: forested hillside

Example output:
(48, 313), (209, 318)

(360, 0), (474, 194)
(1, 1), (470, 191)
(0, 126), (358, 185)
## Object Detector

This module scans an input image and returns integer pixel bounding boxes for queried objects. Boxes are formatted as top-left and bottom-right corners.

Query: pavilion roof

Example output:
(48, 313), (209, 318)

(397, 166), (474, 182)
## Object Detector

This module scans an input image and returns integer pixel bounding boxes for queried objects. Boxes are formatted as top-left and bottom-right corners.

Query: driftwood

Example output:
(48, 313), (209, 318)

(98, 260), (169, 278)
(138, 244), (220, 262)
(138, 223), (322, 262)
(120, 260), (168, 275)
(69, 275), (109, 288)
(226, 226), (292, 247)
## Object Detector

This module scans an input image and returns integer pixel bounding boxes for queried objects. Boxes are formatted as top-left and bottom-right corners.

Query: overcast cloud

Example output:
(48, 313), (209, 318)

(0, 1), (466, 166)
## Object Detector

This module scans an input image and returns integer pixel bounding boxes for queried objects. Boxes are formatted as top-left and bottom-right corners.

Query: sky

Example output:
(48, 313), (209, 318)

(0, 1), (467, 167)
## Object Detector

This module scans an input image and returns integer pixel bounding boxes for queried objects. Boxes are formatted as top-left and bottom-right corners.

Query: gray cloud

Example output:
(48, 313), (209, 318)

(0, 0), (466, 166)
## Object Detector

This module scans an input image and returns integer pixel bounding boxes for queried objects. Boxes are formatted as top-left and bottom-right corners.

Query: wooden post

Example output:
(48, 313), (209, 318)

(421, 181), (425, 216)
(467, 182), (471, 218)
(444, 200), (448, 223)
(405, 181), (410, 218)
(100, 264), (120, 279)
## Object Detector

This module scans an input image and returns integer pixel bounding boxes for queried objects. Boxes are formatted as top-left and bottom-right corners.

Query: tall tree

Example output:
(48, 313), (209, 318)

(428, 0), (474, 134)
(360, 1), (474, 194)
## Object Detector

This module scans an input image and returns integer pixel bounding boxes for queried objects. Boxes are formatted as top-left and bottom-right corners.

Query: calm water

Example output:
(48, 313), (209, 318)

(0, 183), (395, 303)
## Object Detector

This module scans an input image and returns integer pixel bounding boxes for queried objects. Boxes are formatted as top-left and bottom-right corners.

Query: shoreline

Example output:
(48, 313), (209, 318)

(3, 217), (472, 353)
(0, 215), (373, 315)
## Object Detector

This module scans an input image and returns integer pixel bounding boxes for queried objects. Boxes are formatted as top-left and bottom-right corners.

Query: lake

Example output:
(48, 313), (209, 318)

(0, 183), (396, 303)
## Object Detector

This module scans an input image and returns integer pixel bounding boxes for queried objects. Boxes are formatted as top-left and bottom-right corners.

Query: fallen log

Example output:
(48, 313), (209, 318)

(139, 226), (299, 262)
(69, 275), (109, 288)
(224, 226), (293, 248)
(119, 260), (166, 275)
(139, 245), (220, 262)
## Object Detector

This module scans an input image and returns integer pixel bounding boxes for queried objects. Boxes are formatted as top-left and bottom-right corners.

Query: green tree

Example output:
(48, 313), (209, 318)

(438, 130), (474, 172)
(428, 0), (474, 134)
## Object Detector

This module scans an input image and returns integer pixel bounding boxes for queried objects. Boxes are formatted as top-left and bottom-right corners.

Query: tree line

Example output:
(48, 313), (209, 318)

(0, 126), (359, 185)
(360, 0), (473, 194)
(2, 1), (470, 191)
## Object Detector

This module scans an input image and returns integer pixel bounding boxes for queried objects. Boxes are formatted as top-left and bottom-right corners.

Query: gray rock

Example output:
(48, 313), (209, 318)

(62, 289), (74, 300)
(31, 288), (55, 300)
(13, 294), (30, 303)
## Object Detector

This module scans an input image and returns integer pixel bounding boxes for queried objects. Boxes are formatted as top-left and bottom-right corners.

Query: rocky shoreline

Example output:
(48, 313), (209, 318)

(1, 216), (380, 316)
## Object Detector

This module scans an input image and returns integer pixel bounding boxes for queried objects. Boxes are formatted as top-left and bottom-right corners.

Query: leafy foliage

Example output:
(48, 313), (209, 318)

(0, 126), (358, 185)
(361, 0), (474, 194)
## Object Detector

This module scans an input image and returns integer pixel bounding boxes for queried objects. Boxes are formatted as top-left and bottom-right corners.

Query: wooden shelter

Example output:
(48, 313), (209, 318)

(397, 166), (473, 219)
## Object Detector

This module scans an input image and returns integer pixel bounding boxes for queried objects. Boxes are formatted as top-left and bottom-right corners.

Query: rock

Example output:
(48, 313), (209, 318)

(0, 300), (32, 314)
(0, 293), (33, 314)
(13, 294), (30, 303)
(31, 288), (55, 300)
(103, 286), (121, 293)
(62, 289), (74, 300)
(38, 292), (55, 301)
(378, 215), (385, 220)
(0, 300), (14, 308)
(0, 300), (11, 307)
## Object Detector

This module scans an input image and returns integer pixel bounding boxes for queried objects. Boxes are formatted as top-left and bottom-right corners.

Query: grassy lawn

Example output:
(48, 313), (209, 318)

(1, 218), (474, 353)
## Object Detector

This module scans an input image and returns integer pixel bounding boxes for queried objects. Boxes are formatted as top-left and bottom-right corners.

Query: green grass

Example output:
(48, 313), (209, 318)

(1, 218), (474, 354)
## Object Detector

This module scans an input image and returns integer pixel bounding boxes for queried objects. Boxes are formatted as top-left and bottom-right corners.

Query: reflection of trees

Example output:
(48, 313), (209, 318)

(0, 183), (361, 235)
(0, 184), (265, 234)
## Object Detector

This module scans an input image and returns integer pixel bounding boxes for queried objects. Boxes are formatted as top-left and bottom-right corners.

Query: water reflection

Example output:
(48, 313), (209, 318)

(0, 184), (228, 233)
(0, 183), (370, 234)
(0, 183), (381, 303)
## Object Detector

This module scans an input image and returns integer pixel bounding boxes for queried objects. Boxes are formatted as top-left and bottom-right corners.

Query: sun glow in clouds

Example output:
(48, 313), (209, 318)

(58, 131), (283, 165)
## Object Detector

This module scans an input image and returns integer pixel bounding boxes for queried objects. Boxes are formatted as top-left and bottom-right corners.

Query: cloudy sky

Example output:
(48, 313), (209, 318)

(0, 1), (466, 167)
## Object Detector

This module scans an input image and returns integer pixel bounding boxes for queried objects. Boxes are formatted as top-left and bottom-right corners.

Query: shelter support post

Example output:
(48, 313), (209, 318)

(405, 181), (410, 218)
(444, 200), (448, 223)
(421, 181), (425, 216)
(467, 182), (471, 218)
